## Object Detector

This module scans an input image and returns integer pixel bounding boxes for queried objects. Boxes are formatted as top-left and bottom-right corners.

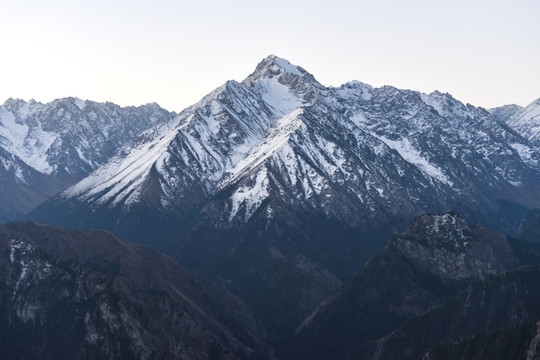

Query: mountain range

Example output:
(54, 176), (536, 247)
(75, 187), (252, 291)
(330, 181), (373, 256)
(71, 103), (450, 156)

(4, 212), (540, 359)
(1, 55), (540, 359)
(0, 97), (173, 222)
(27, 55), (540, 279)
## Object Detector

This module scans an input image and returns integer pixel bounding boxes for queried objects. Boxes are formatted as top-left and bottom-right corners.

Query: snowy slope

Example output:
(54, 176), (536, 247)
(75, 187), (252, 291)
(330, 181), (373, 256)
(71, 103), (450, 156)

(30, 56), (540, 265)
(0, 97), (173, 180)
(0, 97), (173, 222)
(502, 98), (540, 146)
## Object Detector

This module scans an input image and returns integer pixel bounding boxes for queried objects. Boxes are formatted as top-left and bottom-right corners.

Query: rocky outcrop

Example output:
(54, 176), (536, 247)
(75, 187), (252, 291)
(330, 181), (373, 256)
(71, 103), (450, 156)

(354, 265), (540, 360)
(292, 213), (519, 360)
(0, 221), (268, 360)
(389, 213), (517, 281)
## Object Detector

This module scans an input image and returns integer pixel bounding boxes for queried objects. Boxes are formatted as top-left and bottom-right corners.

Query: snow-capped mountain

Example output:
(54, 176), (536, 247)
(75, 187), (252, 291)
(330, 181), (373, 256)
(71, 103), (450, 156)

(0, 146), (60, 222)
(494, 98), (540, 147)
(0, 97), (173, 222)
(29, 55), (540, 276)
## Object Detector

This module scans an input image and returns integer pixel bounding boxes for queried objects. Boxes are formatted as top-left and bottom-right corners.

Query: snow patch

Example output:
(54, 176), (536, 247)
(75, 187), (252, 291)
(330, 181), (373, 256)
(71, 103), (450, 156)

(9, 239), (31, 300)
(64, 117), (184, 207)
(0, 107), (58, 174)
(74, 98), (86, 110)
(374, 134), (452, 186)
(229, 167), (270, 222)
(253, 78), (304, 114)
(336, 81), (373, 101)
(273, 58), (304, 77)
(510, 143), (537, 166)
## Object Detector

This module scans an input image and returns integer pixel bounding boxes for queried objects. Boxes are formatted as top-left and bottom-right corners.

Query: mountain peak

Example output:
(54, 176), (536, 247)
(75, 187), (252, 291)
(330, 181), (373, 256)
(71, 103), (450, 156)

(244, 55), (318, 85)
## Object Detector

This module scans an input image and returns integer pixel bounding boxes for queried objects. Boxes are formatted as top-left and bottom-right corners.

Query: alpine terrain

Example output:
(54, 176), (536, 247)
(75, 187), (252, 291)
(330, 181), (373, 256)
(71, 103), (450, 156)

(292, 213), (540, 360)
(0, 97), (173, 222)
(0, 221), (267, 359)
(29, 55), (540, 280)
(492, 98), (540, 146)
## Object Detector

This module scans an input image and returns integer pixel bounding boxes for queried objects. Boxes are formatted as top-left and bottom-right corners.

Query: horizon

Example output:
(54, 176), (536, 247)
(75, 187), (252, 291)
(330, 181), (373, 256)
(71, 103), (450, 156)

(1, 0), (539, 112)
(1, 56), (539, 113)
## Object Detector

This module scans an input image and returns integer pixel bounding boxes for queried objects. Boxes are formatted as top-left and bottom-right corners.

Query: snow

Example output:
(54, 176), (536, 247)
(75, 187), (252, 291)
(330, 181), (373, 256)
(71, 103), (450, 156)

(374, 135), (452, 186)
(64, 116), (184, 206)
(349, 114), (452, 186)
(508, 101), (540, 145)
(222, 108), (303, 186)
(519, 100), (540, 121)
(273, 58), (304, 77)
(0, 156), (27, 183)
(253, 78), (304, 114)
(229, 167), (270, 222)
(421, 92), (475, 119)
(74, 98), (87, 111)
(0, 107), (58, 174)
(17, 102), (31, 118)
(9, 239), (31, 300)
(509, 143), (537, 166)
(336, 81), (373, 101)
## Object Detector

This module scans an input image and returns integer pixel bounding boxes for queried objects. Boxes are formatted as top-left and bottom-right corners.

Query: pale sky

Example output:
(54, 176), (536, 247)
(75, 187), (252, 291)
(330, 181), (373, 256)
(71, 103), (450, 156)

(1, 0), (539, 112)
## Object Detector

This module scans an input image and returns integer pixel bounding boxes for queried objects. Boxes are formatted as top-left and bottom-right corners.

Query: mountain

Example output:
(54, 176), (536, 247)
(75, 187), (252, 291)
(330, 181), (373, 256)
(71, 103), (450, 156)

(0, 221), (268, 359)
(352, 265), (540, 360)
(490, 103), (523, 123)
(0, 147), (61, 222)
(291, 213), (518, 360)
(28, 55), (540, 280)
(493, 98), (540, 147)
(517, 209), (540, 243)
(0, 97), (173, 222)
(232, 254), (341, 347)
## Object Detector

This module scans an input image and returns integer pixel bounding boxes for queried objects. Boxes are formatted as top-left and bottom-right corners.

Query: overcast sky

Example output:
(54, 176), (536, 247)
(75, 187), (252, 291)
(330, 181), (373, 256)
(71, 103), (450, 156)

(1, 0), (539, 111)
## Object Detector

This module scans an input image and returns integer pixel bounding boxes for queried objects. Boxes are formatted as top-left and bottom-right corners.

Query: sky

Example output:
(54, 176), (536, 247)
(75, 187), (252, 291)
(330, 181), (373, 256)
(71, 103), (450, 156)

(1, 0), (539, 112)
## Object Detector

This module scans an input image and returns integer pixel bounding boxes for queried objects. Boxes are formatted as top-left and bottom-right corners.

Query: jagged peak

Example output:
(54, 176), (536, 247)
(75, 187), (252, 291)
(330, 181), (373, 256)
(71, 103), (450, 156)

(243, 55), (319, 86)
(2, 97), (28, 111)
(338, 79), (372, 89)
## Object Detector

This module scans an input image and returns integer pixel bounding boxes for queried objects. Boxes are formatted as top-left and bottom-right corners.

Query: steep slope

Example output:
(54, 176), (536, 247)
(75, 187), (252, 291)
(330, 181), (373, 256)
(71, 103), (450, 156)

(424, 322), (540, 360)
(352, 265), (540, 360)
(518, 209), (540, 243)
(0, 97), (172, 222)
(233, 254), (341, 347)
(497, 98), (540, 147)
(0, 221), (267, 359)
(490, 103), (523, 123)
(0, 147), (62, 221)
(29, 56), (540, 278)
(292, 213), (517, 360)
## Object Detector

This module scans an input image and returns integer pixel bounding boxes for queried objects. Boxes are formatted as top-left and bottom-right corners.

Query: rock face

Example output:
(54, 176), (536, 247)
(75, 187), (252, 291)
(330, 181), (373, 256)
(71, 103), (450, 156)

(0, 97), (173, 222)
(233, 254), (342, 345)
(0, 147), (61, 222)
(0, 221), (268, 360)
(423, 322), (540, 360)
(390, 213), (517, 281)
(292, 213), (519, 360)
(355, 265), (540, 360)
(518, 209), (540, 243)
(28, 56), (540, 281)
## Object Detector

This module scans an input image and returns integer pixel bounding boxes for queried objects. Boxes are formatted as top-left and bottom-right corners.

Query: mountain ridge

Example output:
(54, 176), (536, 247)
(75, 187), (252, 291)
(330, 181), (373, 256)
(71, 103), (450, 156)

(27, 56), (540, 281)
(0, 97), (173, 222)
